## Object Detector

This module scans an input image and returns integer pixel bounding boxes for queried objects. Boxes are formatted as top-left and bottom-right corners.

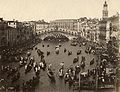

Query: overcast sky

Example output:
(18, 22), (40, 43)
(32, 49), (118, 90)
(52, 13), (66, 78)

(0, 0), (119, 21)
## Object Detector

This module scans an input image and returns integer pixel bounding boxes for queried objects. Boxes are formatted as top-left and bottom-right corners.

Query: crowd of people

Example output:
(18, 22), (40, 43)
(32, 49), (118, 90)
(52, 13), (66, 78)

(0, 39), (41, 92)
(0, 36), (118, 92)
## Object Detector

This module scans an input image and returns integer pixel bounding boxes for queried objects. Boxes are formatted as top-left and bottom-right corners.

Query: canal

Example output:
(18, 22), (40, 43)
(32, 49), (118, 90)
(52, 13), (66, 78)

(16, 40), (115, 92)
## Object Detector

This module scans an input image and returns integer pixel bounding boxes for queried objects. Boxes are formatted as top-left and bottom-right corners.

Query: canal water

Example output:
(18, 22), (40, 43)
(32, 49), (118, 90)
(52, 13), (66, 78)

(17, 40), (115, 92)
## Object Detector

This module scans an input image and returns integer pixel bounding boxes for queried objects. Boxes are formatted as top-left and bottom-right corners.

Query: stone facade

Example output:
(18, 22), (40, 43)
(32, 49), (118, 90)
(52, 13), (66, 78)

(50, 19), (77, 31)
(35, 20), (49, 31)
(0, 18), (34, 48)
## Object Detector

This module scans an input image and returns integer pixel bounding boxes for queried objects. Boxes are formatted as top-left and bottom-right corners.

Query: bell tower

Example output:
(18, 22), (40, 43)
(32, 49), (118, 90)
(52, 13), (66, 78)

(102, 1), (108, 19)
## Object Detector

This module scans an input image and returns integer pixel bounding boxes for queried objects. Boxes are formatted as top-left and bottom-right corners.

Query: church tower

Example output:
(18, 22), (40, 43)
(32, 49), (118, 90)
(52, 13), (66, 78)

(102, 1), (108, 19)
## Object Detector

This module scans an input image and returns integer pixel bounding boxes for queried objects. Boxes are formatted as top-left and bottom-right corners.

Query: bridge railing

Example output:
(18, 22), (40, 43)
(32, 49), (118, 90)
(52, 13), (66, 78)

(36, 27), (79, 36)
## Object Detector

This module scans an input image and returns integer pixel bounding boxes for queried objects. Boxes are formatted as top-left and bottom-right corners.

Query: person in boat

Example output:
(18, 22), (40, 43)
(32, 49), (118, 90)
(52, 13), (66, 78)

(58, 68), (64, 78)
(35, 47), (37, 50)
(19, 60), (23, 67)
(47, 65), (55, 82)
(30, 57), (34, 65)
(64, 73), (70, 85)
(25, 64), (32, 74)
(41, 54), (44, 60)
(81, 56), (86, 62)
(68, 75), (75, 89)
(35, 66), (40, 77)
(73, 56), (79, 63)
(64, 48), (67, 53)
(75, 65), (80, 74)
(25, 65), (27, 70)
(39, 60), (46, 71)
(34, 63), (38, 71)
(47, 51), (50, 56)
(47, 63), (52, 72)
(47, 45), (49, 47)
(60, 62), (64, 69)
(27, 52), (31, 56)
(20, 57), (24, 62)
(77, 50), (81, 55)
(90, 58), (95, 65)
(81, 61), (85, 69)
(68, 51), (72, 56)
(24, 56), (28, 61)
(33, 62), (36, 68)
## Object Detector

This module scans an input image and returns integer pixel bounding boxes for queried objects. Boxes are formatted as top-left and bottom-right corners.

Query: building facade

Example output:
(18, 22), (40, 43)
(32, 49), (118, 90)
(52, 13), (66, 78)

(0, 18), (8, 47)
(102, 1), (108, 19)
(0, 18), (34, 48)
(99, 1), (109, 44)
(77, 17), (99, 42)
(50, 19), (77, 31)
(35, 20), (49, 31)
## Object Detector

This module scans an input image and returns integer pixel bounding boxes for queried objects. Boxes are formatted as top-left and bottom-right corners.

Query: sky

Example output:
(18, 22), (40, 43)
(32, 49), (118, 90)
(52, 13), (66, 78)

(0, 0), (119, 22)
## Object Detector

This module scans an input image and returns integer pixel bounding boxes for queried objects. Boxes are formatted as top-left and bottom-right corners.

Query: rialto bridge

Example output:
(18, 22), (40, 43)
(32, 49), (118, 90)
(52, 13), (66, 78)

(36, 27), (78, 40)
(35, 27), (99, 42)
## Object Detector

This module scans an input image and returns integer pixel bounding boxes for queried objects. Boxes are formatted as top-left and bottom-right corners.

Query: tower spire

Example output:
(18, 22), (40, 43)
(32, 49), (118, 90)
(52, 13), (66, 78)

(102, 1), (108, 19)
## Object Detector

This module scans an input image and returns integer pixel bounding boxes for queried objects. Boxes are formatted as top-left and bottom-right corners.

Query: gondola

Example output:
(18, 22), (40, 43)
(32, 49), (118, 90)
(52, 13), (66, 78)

(71, 42), (77, 46)
(47, 69), (55, 82)
(39, 61), (46, 71)
(82, 42), (86, 46)
(58, 44), (62, 47)
(64, 48), (67, 53)
(27, 52), (31, 57)
(68, 51), (72, 56)
(19, 61), (27, 68)
(85, 49), (89, 54)
(25, 64), (32, 74)
(35, 47), (37, 50)
(37, 49), (44, 56)
(77, 50), (81, 55)
(73, 57), (79, 63)
(47, 51), (50, 56)
(58, 68), (64, 78)
(55, 48), (59, 54)
(90, 58), (95, 65)
(81, 61), (85, 69)
(56, 50), (59, 54)
(64, 73), (70, 84)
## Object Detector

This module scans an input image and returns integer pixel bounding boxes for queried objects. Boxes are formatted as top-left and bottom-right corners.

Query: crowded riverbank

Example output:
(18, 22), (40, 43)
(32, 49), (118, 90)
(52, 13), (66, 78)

(0, 36), (118, 92)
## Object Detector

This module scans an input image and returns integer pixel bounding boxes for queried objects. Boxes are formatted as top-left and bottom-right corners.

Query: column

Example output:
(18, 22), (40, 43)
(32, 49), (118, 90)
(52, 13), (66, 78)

(106, 21), (110, 43)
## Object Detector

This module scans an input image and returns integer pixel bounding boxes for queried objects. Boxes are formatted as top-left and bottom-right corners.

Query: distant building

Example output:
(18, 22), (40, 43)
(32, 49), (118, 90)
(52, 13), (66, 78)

(50, 18), (99, 42)
(50, 19), (77, 31)
(35, 20), (49, 31)
(0, 18), (34, 48)
(7, 20), (17, 28)
(99, 1), (109, 44)
(99, 13), (119, 44)
(102, 1), (108, 19)
(77, 17), (99, 42)
(0, 18), (8, 47)
(107, 14), (119, 39)
(99, 20), (107, 42)
(29, 21), (36, 34)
